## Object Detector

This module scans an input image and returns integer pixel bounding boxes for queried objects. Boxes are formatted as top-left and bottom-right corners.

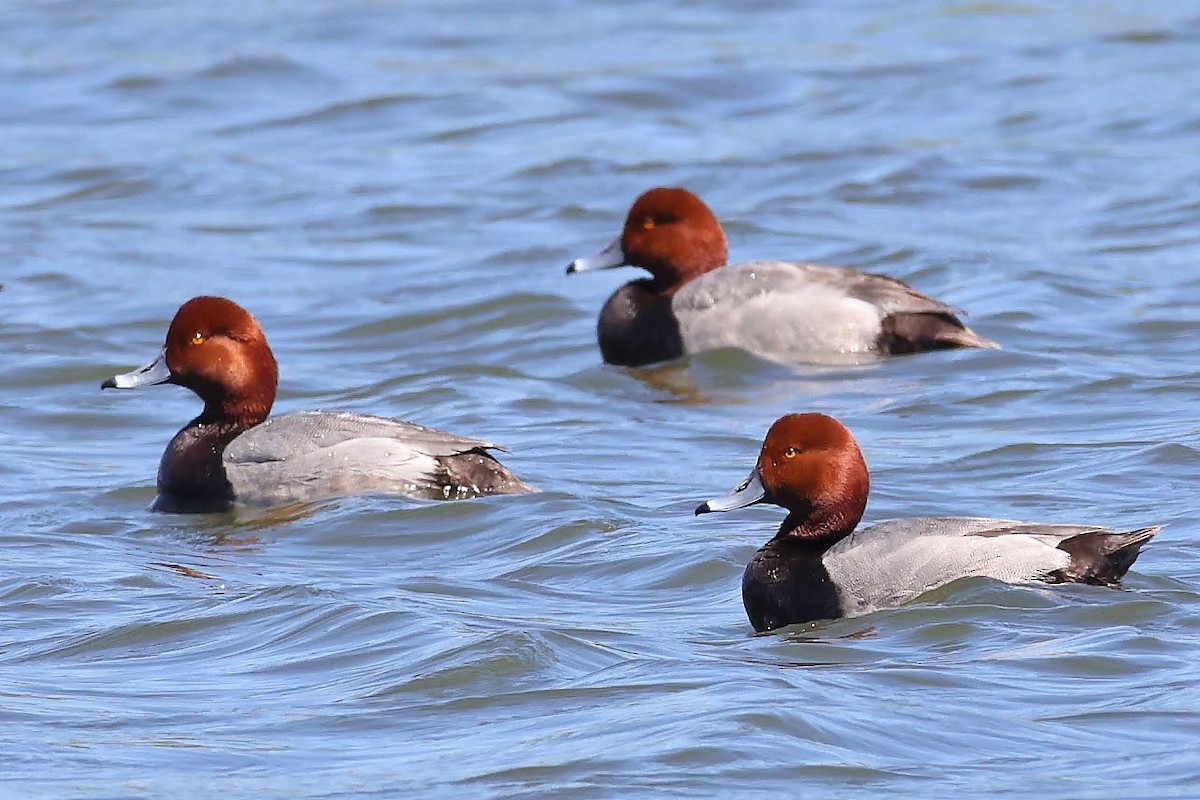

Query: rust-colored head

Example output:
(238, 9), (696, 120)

(567, 187), (729, 293)
(697, 413), (869, 542)
(103, 296), (278, 428)
(757, 413), (868, 522)
(619, 188), (729, 289)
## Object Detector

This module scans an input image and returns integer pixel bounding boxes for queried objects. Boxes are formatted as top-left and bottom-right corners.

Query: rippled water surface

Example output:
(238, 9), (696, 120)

(4, 1), (1200, 797)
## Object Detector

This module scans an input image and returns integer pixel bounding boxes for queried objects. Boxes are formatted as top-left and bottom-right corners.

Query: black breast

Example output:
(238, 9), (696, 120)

(596, 280), (684, 367)
(153, 421), (239, 512)
(741, 540), (842, 632)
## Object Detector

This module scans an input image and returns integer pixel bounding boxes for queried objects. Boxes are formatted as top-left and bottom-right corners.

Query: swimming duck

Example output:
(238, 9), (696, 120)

(696, 413), (1158, 631)
(101, 296), (531, 511)
(567, 187), (998, 366)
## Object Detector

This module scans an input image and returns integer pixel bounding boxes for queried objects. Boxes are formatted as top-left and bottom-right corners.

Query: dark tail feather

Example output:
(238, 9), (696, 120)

(1050, 526), (1160, 586)
(433, 449), (534, 498)
(880, 312), (1001, 354)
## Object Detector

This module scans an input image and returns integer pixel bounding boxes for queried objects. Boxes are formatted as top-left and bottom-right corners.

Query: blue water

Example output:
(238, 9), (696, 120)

(3, 1), (1200, 797)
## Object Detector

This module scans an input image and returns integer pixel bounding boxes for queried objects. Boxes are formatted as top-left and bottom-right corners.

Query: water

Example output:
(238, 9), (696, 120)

(3, 1), (1200, 796)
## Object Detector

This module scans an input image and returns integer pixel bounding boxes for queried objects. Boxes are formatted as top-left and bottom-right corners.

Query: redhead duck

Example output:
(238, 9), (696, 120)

(695, 413), (1158, 632)
(101, 296), (531, 511)
(567, 187), (998, 367)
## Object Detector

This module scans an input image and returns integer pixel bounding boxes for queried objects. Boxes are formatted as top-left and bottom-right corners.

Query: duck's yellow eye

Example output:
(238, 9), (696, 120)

(784, 447), (798, 459)
(642, 218), (656, 230)
(190, 331), (206, 345)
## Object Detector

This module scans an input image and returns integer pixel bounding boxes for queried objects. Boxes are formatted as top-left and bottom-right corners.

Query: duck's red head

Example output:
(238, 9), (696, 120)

(102, 295), (278, 429)
(696, 413), (870, 542)
(567, 187), (729, 294)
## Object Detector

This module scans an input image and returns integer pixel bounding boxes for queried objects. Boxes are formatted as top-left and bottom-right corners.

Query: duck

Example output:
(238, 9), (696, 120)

(101, 296), (531, 511)
(566, 187), (998, 367)
(695, 413), (1158, 631)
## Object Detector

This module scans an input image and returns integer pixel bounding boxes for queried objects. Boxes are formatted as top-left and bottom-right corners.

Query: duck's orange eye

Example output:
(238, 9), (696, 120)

(190, 331), (207, 345)
(784, 447), (798, 459)
(641, 218), (656, 230)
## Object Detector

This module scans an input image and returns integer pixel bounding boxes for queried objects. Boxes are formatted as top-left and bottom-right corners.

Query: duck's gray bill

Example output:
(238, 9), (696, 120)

(101, 348), (171, 390)
(566, 237), (626, 275)
(695, 468), (766, 516)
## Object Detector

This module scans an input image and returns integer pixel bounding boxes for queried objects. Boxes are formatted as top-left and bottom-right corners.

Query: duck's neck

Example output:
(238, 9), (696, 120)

(196, 399), (270, 432)
(186, 356), (276, 432)
(773, 502), (860, 548)
(646, 259), (724, 298)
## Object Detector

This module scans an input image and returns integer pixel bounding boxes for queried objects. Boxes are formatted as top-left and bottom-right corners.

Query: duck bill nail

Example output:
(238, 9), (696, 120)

(101, 348), (171, 390)
(566, 237), (626, 274)
(695, 468), (766, 515)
